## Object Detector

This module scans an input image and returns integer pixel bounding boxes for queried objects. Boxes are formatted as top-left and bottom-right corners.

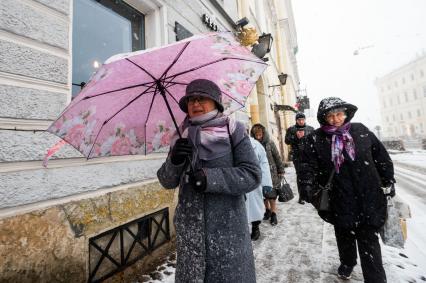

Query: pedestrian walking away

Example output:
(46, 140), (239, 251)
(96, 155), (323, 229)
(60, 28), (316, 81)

(250, 124), (285, 226)
(157, 79), (261, 283)
(246, 136), (273, 240)
(284, 112), (314, 204)
(299, 97), (396, 283)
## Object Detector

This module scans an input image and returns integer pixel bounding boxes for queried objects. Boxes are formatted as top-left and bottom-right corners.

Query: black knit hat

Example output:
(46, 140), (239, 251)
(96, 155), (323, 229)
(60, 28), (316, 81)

(179, 79), (224, 113)
(295, 112), (305, 120)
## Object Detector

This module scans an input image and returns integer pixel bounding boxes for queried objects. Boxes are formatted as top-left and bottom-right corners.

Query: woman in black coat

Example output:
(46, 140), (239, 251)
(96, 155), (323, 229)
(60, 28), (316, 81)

(299, 97), (395, 283)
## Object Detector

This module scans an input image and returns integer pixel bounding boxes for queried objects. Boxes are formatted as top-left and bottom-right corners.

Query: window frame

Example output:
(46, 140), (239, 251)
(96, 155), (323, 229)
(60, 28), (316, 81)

(71, 0), (146, 96)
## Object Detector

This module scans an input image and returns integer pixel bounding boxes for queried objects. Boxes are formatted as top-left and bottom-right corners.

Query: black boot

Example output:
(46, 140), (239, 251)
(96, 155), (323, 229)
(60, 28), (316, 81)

(337, 264), (354, 280)
(251, 221), (261, 241)
(270, 212), (278, 226)
(263, 209), (271, 221)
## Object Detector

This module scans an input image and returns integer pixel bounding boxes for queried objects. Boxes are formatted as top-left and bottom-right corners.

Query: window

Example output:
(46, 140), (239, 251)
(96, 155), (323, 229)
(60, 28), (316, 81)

(400, 113), (403, 120)
(383, 100), (387, 108)
(389, 98), (393, 106)
(411, 73), (415, 81)
(418, 109), (422, 117)
(413, 89), (417, 99)
(397, 95), (401, 104)
(387, 85), (391, 90)
(386, 116), (389, 122)
(402, 77), (406, 84)
(420, 70), (424, 77)
(394, 81), (398, 87)
(88, 208), (170, 282)
(404, 92), (409, 102)
(408, 111), (412, 119)
(72, 0), (145, 96)
(392, 114), (396, 121)
(423, 86), (426, 97)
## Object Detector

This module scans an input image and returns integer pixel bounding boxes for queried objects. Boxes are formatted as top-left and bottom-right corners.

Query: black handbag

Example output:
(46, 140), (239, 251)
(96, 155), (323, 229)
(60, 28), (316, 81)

(277, 177), (294, 202)
(312, 168), (335, 212)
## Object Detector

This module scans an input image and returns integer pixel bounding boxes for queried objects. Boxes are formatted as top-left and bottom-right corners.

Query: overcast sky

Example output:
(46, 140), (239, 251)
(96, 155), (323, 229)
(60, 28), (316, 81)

(292, 0), (426, 129)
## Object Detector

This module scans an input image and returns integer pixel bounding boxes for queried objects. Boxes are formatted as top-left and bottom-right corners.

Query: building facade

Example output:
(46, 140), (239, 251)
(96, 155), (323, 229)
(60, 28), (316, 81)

(0, 0), (243, 282)
(237, 0), (300, 158)
(376, 54), (426, 139)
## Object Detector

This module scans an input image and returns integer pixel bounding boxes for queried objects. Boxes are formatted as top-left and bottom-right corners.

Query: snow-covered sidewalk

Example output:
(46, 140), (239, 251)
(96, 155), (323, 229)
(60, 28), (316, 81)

(142, 167), (425, 283)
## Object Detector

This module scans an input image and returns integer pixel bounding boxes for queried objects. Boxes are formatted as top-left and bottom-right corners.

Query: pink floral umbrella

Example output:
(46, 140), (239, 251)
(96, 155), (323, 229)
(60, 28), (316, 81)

(44, 32), (267, 163)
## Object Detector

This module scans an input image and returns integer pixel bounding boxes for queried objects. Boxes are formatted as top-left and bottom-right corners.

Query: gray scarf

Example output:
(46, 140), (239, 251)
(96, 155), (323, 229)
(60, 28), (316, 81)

(172, 110), (246, 169)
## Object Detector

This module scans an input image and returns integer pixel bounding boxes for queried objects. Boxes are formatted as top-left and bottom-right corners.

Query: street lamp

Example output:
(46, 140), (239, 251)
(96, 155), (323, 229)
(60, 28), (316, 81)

(251, 33), (273, 60)
(268, 73), (288, 87)
(235, 17), (249, 29)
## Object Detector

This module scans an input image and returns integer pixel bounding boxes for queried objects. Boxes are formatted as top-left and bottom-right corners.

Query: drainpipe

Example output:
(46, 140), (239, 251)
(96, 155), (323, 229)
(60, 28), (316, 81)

(272, 0), (290, 160)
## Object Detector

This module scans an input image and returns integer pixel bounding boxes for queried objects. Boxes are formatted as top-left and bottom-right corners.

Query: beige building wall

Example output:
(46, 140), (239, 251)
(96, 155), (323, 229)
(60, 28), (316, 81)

(237, 0), (300, 160)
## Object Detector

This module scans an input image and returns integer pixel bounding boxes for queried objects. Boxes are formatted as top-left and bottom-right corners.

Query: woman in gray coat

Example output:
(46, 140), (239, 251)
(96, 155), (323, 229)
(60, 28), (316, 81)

(157, 79), (261, 283)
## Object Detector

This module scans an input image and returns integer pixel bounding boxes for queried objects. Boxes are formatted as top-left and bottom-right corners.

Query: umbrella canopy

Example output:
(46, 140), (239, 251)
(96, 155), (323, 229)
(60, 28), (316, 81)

(46, 32), (267, 160)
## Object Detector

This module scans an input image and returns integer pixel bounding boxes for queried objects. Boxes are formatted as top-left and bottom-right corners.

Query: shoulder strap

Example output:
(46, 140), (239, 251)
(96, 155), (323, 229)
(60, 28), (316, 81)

(226, 121), (234, 150)
(325, 167), (336, 189)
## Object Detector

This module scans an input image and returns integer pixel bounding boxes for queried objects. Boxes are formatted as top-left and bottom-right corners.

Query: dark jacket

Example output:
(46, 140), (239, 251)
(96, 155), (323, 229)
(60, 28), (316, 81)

(299, 97), (395, 228)
(157, 120), (261, 283)
(250, 124), (285, 188)
(285, 124), (314, 160)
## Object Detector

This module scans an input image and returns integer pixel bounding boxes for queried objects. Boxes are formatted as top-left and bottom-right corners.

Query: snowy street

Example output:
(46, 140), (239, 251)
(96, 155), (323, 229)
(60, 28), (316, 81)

(143, 161), (426, 283)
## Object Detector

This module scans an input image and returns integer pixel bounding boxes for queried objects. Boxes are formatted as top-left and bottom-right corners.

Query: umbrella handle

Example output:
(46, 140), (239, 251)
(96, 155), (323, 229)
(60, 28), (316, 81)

(187, 156), (194, 174)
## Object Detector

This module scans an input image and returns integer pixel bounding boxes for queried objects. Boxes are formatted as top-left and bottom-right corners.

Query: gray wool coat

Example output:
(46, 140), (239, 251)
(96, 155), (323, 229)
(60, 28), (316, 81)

(157, 123), (261, 283)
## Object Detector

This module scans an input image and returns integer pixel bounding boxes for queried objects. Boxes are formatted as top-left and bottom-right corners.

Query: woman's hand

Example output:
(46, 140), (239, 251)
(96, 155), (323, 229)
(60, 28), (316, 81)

(170, 138), (192, 165)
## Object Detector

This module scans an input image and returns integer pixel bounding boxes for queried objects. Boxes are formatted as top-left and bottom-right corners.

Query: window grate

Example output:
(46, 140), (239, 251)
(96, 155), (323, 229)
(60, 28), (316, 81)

(88, 208), (170, 282)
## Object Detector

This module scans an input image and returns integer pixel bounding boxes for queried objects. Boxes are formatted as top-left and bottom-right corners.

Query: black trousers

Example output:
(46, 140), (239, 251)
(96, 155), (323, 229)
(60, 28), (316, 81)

(334, 225), (387, 283)
(292, 158), (302, 200)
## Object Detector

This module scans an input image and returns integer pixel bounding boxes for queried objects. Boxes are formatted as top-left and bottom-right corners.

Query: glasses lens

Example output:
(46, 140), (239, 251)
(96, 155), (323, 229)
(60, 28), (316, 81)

(188, 96), (206, 105)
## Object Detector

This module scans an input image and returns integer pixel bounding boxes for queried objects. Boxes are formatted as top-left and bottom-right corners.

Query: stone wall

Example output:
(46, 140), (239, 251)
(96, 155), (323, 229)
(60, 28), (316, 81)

(0, 180), (178, 283)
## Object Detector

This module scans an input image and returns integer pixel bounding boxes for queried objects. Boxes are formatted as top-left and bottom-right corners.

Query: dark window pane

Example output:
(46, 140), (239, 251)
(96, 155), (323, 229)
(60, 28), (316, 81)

(72, 0), (144, 96)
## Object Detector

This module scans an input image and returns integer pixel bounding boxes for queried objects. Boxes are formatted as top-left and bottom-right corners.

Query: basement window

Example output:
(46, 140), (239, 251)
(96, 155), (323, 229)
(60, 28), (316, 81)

(88, 208), (170, 282)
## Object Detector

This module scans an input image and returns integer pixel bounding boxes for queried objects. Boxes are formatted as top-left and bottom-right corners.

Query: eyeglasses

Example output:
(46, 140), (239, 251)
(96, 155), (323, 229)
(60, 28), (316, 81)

(187, 96), (209, 105)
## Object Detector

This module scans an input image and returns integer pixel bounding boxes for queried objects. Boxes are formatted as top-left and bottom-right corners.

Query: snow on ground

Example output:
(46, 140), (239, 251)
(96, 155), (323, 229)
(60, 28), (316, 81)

(141, 167), (426, 283)
(390, 150), (426, 172)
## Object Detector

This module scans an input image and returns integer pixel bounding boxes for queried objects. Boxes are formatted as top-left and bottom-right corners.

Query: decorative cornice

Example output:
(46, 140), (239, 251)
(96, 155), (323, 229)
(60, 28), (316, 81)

(0, 117), (52, 131)
(0, 153), (168, 173)
(0, 71), (69, 93)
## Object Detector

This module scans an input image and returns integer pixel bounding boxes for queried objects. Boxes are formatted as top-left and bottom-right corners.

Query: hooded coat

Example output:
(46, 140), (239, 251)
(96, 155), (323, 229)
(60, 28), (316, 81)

(246, 137), (272, 223)
(157, 119), (261, 283)
(250, 124), (285, 188)
(299, 97), (395, 228)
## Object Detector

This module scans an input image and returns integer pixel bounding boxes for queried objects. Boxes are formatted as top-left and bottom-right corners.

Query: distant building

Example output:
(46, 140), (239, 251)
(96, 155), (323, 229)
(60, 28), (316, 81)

(376, 54), (426, 139)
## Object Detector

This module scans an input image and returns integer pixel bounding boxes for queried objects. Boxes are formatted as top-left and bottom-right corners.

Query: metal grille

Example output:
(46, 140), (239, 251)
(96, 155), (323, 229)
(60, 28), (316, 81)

(88, 208), (170, 282)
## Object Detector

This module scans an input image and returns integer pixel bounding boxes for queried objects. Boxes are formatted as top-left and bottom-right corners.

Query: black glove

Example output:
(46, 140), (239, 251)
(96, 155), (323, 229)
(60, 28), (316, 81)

(190, 169), (207, 192)
(262, 186), (273, 195)
(170, 138), (192, 165)
(383, 183), (396, 198)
